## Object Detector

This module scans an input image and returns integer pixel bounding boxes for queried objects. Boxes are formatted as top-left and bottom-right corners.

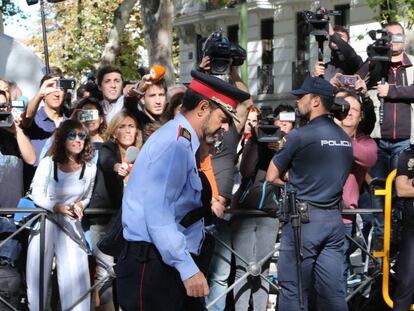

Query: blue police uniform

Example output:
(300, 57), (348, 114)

(274, 114), (353, 311)
(116, 113), (205, 310)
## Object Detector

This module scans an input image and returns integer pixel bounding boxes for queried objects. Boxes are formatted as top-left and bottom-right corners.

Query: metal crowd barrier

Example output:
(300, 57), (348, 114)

(0, 206), (387, 311)
(372, 169), (410, 310)
(0, 208), (116, 311)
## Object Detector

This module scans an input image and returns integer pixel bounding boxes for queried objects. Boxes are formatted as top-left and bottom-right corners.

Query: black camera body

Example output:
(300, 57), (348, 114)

(303, 7), (341, 38)
(256, 106), (281, 143)
(202, 31), (246, 75)
(331, 97), (350, 121)
(367, 29), (392, 62)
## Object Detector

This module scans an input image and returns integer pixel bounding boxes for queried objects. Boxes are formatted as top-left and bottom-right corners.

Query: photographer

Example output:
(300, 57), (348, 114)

(0, 80), (35, 309)
(313, 24), (363, 81)
(357, 21), (414, 248)
(267, 77), (353, 311)
(21, 69), (68, 189)
(335, 89), (377, 289)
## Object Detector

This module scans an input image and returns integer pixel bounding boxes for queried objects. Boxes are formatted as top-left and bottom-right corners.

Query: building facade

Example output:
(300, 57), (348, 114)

(174, 0), (379, 107)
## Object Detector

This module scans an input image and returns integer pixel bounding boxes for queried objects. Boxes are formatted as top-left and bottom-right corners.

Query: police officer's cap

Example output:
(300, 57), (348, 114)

(291, 76), (334, 98)
(189, 70), (251, 122)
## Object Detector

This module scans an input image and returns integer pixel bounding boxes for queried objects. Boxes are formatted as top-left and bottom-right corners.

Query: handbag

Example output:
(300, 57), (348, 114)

(97, 209), (125, 258)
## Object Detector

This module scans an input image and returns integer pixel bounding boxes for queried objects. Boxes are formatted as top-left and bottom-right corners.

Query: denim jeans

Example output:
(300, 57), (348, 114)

(231, 216), (279, 311)
(365, 138), (410, 242)
(205, 221), (232, 311)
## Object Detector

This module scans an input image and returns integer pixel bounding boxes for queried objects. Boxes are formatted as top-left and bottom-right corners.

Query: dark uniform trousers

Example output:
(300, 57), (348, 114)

(393, 211), (414, 311)
(115, 236), (214, 311)
(278, 208), (348, 311)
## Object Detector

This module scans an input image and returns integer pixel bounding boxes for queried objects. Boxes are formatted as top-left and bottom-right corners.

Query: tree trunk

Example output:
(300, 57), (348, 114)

(98, 0), (138, 68)
(140, 0), (175, 85)
(0, 10), (4, 34)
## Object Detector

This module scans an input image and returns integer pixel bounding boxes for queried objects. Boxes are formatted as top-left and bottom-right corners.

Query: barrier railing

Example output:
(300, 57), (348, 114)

(372, 169), (410, 309)
(0, 208), (115, 311)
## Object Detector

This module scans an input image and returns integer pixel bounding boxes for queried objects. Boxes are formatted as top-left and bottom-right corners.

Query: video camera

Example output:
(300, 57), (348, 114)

(366, 29), (392, 62)
(0, 90), (13, 128)
(331, 96), (350, 121)
(202, 31), (246, 75)
(303, 7), (341, 39)
(256, 106), (282, 143)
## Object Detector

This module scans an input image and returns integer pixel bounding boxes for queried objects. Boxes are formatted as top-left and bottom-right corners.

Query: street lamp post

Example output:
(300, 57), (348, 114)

(26, 0), (64, 74)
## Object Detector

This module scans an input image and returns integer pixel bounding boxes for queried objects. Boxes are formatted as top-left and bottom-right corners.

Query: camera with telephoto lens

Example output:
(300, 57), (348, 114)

(0, 90), (12, 128)
(331, 96), (350, 121)
(202, 31), (246, 75)
(366, 29), (392, 62)
(256, 106), (281, 143)
(303, 7), (341, 38)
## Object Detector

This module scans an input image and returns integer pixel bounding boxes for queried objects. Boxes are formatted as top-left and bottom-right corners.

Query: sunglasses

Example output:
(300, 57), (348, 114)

(67, 131), (87, 141)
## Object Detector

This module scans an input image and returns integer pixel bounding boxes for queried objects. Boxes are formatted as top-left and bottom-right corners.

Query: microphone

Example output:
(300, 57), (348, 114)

(125, 146), (140, 164)
(121, 146), (140, 173)
(141, 64), (166, 91)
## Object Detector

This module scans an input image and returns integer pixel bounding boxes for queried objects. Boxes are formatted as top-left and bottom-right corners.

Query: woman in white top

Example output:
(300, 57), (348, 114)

(26, 119), (97, 311)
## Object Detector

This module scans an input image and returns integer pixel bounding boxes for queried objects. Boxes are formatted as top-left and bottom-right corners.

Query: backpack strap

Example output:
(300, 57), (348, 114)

(53, 160), (58, 182)
(79, 163), (86, 180)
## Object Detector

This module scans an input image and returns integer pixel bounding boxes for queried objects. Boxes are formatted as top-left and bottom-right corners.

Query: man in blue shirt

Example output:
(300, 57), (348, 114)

(116, 70), (250, 311)
(267, 77), (353, 311)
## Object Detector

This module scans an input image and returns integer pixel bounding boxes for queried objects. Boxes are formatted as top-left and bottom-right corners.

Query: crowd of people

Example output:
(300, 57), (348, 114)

(0, 18), (414, 311)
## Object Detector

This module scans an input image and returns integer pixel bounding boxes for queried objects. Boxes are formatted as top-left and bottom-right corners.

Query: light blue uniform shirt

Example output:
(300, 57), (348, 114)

(122, 113), (204, 281)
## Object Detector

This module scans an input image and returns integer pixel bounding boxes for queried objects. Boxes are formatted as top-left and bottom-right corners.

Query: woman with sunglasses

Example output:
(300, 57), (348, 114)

(26, 119), (96, 311)
(88, 110), (142, 310)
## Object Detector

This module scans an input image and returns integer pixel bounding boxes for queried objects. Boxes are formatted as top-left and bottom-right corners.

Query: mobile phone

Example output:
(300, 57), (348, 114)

(337, 75), (358, 86)
(12, 100), (26, 111)
(78, 109), (99, 122)
(279, 112), (296, 122)
(57, 79), (76, 89)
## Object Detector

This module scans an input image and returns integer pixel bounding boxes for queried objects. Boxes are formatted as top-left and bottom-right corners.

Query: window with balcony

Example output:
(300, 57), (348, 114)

(258, 18), (274, 94)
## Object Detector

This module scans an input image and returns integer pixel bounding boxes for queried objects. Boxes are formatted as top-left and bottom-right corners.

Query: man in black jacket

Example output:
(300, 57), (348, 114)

(313, 24), (363, 81)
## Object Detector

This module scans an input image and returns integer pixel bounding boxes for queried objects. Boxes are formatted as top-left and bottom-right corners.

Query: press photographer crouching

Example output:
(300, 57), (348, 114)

(267, 77), (353, 311)
(0, 79), (36, 310)
(230, 104), (294, 310)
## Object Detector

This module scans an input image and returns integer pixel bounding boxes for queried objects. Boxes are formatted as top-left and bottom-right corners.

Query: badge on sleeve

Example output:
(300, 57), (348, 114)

(177, 125), (191, 142)
(408, 158), (414, 170)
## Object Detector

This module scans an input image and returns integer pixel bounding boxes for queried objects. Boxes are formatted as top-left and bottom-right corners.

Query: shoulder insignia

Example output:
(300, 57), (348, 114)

(176, 125), (191, 142)
(408, 158), (414, 170)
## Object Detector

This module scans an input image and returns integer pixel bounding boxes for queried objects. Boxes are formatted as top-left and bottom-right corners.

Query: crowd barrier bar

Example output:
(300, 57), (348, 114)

(0, 208), (115, 311)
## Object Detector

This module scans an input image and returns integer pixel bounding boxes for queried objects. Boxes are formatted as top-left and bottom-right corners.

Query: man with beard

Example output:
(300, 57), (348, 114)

(356, 21), (414, 250)
(116, 70), (250, 311)
(312, 24), (363, 81)
(266, 76), (353, 311)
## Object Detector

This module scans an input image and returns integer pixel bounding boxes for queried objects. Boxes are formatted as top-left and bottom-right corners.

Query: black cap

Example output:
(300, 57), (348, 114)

(291, 76), (334, 98)
(189, 70), (251, 121)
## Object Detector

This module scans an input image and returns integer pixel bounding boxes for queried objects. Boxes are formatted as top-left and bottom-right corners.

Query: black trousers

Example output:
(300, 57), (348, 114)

(115, 242), (210, 311)
(393, 212), (414, 310)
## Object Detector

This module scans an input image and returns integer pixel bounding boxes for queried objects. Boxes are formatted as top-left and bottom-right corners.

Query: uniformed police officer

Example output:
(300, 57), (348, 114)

(266, 76), (353, 311)
(116, 70), (250, 311)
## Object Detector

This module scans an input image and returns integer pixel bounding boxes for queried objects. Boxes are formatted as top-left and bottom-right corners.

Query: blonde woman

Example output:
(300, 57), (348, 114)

(89, 110), (142, 310)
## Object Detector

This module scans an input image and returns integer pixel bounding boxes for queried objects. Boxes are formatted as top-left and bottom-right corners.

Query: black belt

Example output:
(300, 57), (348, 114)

(126, 241), (161, 261)
(305, 197), (342, 210)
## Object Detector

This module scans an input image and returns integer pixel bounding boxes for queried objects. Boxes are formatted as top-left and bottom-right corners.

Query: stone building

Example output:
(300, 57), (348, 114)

(174, 0), (380, 107)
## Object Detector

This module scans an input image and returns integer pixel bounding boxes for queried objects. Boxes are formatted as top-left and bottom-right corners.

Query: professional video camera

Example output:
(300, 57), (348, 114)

(256, 106), (282, 143)
(366, 29), (393, 124)
(303, 7), (341, 38)
(303, 7), (341, 61)
(331, 96), (350, 121)
(202, 31), (246, 75)
(366, 29), (392, 62)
